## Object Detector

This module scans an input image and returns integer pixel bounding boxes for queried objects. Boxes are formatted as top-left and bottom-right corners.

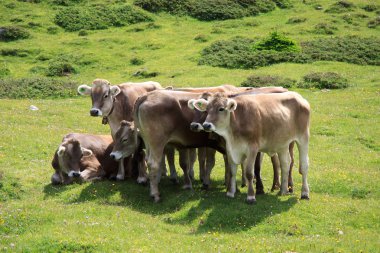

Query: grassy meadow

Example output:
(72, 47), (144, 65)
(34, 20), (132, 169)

(0, 0), (379, 252)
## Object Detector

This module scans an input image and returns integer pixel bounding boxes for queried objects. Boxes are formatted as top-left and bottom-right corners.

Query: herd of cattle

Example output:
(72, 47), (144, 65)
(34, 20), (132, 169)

(51, 79), (310, 204)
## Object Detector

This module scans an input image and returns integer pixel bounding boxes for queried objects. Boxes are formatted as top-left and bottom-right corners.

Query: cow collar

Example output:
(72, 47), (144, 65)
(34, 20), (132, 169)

(102, 96), (116, 125)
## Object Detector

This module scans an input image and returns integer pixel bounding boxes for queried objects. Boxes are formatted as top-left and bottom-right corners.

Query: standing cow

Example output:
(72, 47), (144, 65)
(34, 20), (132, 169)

(193, 92), (310, 203)
(51, 133), (120, 184)
(77, 79), (164, 183)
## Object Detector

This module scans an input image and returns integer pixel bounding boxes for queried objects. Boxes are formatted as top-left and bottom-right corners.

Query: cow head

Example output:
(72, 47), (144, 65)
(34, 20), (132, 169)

(193, 93), (237, 134)
(77, 79), (121, 117)
(110, 120), (139, 161)
(56, 138), (93, 178)
(187, 92), (212, 132)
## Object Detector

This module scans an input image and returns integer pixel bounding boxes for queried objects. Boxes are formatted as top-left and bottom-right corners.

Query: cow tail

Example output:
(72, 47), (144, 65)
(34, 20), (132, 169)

(133, 94), (148, 142)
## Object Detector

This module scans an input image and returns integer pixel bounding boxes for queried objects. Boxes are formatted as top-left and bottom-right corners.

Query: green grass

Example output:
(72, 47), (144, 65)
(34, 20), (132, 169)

(1, 0), (380, 252)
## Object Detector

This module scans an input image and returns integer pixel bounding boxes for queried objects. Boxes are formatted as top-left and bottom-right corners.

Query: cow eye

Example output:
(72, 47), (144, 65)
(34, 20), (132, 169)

(104, 93), (109, 98)
(218, 108), (225, 112)
(122, 139), (128, 143)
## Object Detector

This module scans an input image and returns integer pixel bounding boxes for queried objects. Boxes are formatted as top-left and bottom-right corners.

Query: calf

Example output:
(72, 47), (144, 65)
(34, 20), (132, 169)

(194, 92), (310, 203)
(51, 133), (121, 185)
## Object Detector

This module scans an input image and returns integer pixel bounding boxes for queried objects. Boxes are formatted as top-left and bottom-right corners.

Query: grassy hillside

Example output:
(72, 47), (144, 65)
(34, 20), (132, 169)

(1, 0), (379, 252)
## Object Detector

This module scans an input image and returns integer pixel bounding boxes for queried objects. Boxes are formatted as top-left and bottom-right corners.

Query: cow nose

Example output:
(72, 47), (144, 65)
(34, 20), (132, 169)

(190, 122), (201, 132)
(72, 172), (81, 178)
(110, 153), (116, 160)
(203, 122), (212, 131)
(90, 108), (100, 116)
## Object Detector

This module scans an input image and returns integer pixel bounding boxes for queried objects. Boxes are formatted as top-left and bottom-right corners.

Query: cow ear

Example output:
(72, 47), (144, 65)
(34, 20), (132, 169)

(226, 99), (237, 111)
(57, 146), (66, 157)
(193, 99), (208, 112)
(110, 86), (121, 97)
(187, 99), (196, 110)
(81, 147), (93, 157)
(77, 85), (92, 96)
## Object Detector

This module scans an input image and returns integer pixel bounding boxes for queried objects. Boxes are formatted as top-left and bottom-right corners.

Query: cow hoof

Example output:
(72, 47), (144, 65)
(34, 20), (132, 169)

(256, 189), (265, 195)
(201, 183), (209, 190)
(170, 178), (179, 185)
(241, 183), (246, 188)
(137, 176), (148, 184)
(226, 191), (235, 198)
(246, 196), (257, 205)
(150, 194), (161, 203)
(109, 175), (117, 181)
(301, 195), (310, 200)
(116, 174), (125, 181)
(182, 184), (192, 190)
(288, 187), (294, 193)
(279, 191), (290, 196)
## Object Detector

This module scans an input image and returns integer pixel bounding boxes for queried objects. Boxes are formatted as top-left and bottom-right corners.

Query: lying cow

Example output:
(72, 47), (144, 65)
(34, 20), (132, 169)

(51, 133), (123, 185)
(193, 92), (310, 203)
(77, 79), (165, 183)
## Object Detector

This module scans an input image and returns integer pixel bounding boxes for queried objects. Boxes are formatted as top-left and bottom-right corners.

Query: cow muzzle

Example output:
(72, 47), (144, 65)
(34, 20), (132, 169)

(190, 122), (203, 132)
(68, 170), (81, 178)
(110, 151), (123, 161)
(90, 108), (102, 117)
(202, 122), (215, 132)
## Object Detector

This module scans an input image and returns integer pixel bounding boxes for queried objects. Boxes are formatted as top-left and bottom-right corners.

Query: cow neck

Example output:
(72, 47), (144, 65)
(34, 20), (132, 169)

(102, 96), (116, 125)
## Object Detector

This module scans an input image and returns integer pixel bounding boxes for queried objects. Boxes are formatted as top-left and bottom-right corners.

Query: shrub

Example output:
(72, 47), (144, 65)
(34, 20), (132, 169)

(78, 30), (88, 36)
(241, 74), (296, 88)
(188, 0), (247, 21)
(54, 4), (153, 31)
(36, 54), (52, 61)
(312, 23), (338, 35)
(362, 4), (378, 12)
(297, 72), (349, 89)
(194, 34), (209, 42)
(130, 57), (144, 65)
(254, 31), (300, 52)
(325, 1), (355, 13)
(272, 0), (292, 9)
(302, 36), (380, 66)
(0, 26), (30, 41)
(0, 77), (79, 99)
(367, 17), (380, 29)
(51, 0), (83, 6)
(46, 56), (77, 76)
(1, 48), (31, 57)
(132, 68), (159, 78)
(17, 0), (42, 3)
(47, 26), (59, 34)
(287, 17), (307, 24)
(10, 18), (23, 23)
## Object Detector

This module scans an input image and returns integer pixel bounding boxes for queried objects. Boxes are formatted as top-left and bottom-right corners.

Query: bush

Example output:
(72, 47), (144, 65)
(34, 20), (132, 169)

(134, 0), (281, 21)
(254, 31), (300, 52)
(0, 77), (79, 99)
(132, 68), (159, 78)
(287, 17), (307, 24)
(0, 26), (30, 41)
(47, 26), (59, 34)
(362, 4), (378, 12)
(297, 72), (349, 89)
(241, 74), (296, 88)
(194, 34), (209, 42)
(51, 0), (83, 6)
(54, 4), (153, 31)
(46, 56), (77, 76)
(325, 1), (355, 13)
(367, 17), (380, 29)
(78, 30), (88, 36)
(199, 35), (380, 69)
(36, 54), (52, 61)
(312, 23), (338, 35)
(1, 48), (31, 57)
(130, 57), (144, 65)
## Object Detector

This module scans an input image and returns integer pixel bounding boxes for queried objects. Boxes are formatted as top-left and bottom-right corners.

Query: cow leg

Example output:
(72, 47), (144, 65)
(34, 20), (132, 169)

(188, 148), (196, 181)
(147, 152), (163, 202)
(241, 163), (247, 188)
(297, 140), (310, 200)
(80, 168), (102, 182)
(223, 154), (230, 187)
(198, 147), (207, 183)
(270, 154), (281, 191)
(278, 149), (291, 196)
(116, 158), (125, 181)
(226, 156), (237, 198)
(201, 148), (216, 190)
(288, 142), (295, 193)
(245, 149), (258, 204)
(254, 152), (264, 194)
(165, 146), (178, 184)
(179, 149), (193, 190)
(137, 149), (148, 184)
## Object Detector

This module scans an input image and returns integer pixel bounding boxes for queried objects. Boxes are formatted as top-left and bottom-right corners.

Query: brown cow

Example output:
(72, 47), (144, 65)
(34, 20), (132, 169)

(77, 79), (166, 183)
(194, 91), (310, 203)
(51, 133), (121, 185)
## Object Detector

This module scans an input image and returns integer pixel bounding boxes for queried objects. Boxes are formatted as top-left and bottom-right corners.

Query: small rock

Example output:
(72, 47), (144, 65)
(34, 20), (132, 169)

(29, 105), (39, 111)
(10, 243), (15, 248)
(338, 230), (344, 235)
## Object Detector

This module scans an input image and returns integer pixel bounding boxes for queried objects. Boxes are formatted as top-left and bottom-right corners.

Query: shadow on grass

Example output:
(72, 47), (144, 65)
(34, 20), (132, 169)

(43, 177), (298, 233)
